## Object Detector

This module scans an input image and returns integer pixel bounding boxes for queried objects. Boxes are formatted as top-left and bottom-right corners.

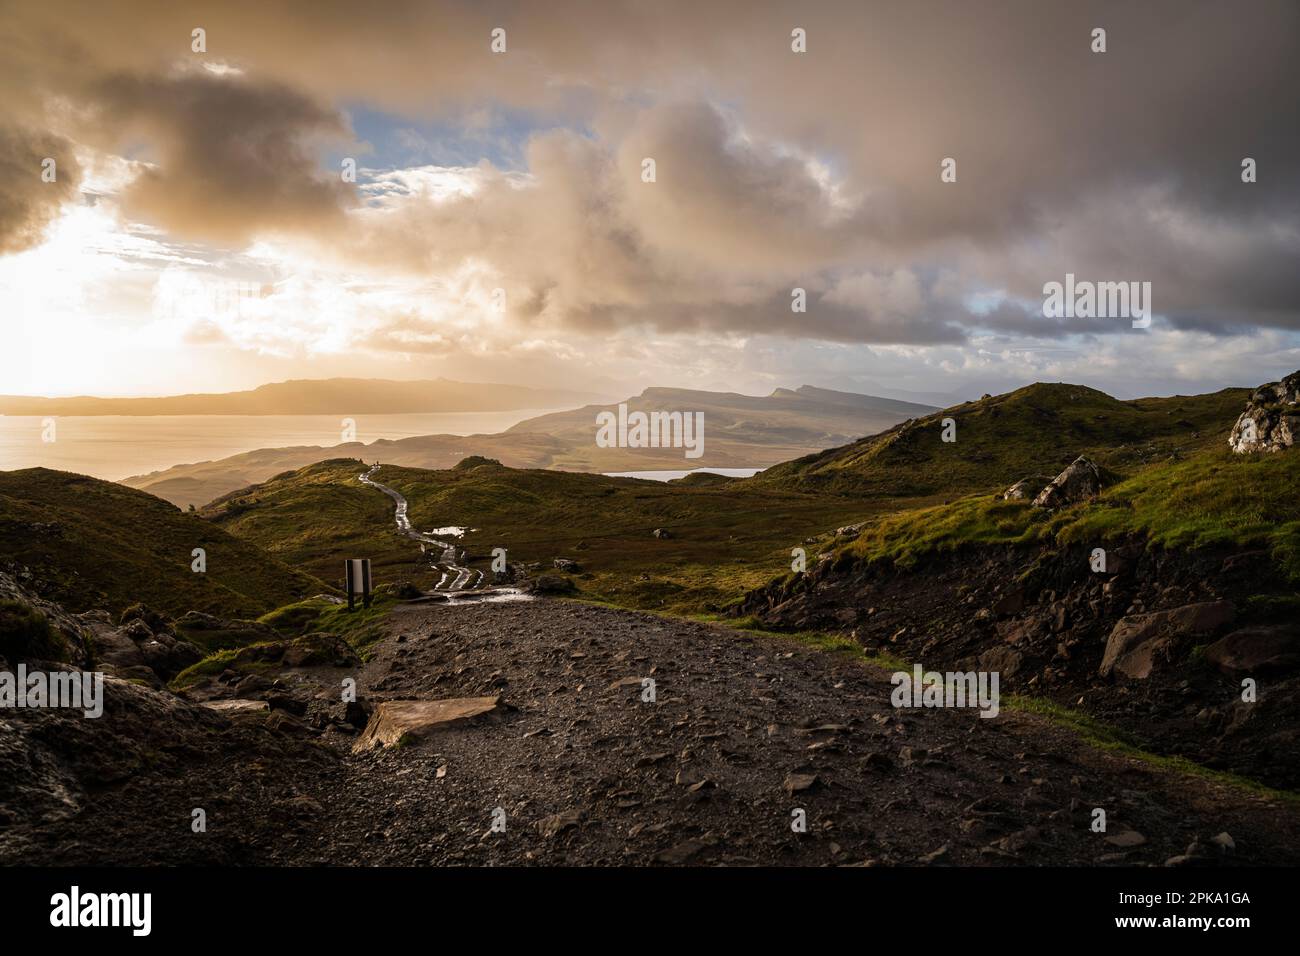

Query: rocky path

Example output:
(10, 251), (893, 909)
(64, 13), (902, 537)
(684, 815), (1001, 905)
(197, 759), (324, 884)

(10, 597), (1300, 866)
(358, 465), (483, 591)
(284, 600), (1300, 866)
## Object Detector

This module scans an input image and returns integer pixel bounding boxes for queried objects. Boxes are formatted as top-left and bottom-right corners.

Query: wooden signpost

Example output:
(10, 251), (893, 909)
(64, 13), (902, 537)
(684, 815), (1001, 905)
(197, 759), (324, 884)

(345, 558), (372, 611)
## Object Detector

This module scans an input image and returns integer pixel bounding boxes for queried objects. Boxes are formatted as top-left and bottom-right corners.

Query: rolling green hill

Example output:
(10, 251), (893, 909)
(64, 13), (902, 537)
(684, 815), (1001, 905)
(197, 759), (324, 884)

(199, 456), (902, 614)
(199, 459), (427, 591)
(0, 468), (327, 618)
(756, 382), (1249, 497)
(194, 380), (1279, 617)
(834, 445), (1300, 580)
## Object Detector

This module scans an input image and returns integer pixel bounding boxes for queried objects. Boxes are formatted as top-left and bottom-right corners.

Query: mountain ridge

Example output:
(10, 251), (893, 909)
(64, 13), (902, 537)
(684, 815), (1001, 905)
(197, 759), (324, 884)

(0, 377), (604, 416)
(120, 384), (937, 508)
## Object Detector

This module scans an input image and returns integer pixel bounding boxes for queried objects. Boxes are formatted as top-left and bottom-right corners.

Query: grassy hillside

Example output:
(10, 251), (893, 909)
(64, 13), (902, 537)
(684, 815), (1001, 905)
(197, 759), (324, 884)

(0, 468), (327, 618)
(194, 380), (1288, 619)
(757, 382), (1248, 497)
(199, 459), (422, 591)
(201, 456), (913, 614)
(838, 445), (1300, 580)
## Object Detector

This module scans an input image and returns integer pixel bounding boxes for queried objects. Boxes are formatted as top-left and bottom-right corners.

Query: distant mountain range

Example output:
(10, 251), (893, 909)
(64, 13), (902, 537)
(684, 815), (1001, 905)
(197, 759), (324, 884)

(121, 385), (938, 508)
(0, 378), (603, 416)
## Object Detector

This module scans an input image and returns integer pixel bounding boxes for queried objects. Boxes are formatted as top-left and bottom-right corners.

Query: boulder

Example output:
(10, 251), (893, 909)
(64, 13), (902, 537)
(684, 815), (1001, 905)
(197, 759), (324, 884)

(352, 695), (504, 752)
(1229, 370), (1300, 453)
(978, 646), (1024, 677)
(651, 528), (672, 539)
(1002, 475), (1054, 501)
(137, 630), (204, 679)
(1032, 456), (1102, 509)
(529, 574), (576, 595)
(281, 633), (362, 668)
(79, 615), (203, 681)
(1204, 625), (1300, 676)
(1100, 601), (1235, 679)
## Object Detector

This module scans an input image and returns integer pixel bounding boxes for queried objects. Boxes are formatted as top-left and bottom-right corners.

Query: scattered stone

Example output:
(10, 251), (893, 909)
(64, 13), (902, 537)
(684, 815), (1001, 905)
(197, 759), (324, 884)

(917, 845), (949, 865)
(1002, 475), (1054, 501)
(783, 772), (819, 795)
(201, 699), (270, 718)
(1105, 829), (1147, 848)
(1211, 832), (1236, 855)
(536, 809), (582, 839)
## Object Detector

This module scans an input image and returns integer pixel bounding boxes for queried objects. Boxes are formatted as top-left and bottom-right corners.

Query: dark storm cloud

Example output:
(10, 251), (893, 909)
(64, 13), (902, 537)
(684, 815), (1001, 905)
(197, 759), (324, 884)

(89, 71), (355, 243)
(1, 0), (1297, 341)
(0, 126), (82, 254)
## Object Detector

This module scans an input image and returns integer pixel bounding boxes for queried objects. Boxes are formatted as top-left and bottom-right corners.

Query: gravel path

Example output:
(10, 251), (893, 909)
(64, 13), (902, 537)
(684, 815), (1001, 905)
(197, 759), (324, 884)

(11, 598), (1298, 866)
(286, 599), (1300, 866)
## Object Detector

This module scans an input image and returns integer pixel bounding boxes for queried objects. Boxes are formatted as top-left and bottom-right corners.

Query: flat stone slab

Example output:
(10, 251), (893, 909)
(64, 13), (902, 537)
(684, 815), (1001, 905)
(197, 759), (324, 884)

(353, 696), (503, 753)
(201, 699), (270, 718)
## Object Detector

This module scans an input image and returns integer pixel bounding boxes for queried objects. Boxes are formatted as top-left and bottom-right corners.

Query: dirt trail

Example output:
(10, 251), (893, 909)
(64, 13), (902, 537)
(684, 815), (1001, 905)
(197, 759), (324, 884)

(290, 599), (1300, 866)
(11, 598), (1299, 866)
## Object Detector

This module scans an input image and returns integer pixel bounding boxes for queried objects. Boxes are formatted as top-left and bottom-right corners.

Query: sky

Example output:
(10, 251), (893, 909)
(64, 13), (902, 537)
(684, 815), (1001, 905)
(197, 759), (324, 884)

(1, 0), (1298, 402)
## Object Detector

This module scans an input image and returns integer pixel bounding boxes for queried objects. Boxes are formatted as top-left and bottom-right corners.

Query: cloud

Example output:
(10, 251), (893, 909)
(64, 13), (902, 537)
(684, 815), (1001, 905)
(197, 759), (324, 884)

(2, 0), (1298, 362)
(88, 70), (354, 243)
(0, 126), (82, 253)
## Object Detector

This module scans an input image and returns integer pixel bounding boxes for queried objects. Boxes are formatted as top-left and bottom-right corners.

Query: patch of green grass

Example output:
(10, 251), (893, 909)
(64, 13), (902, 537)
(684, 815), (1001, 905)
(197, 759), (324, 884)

(1006, 695), (1300, 803)
(757, 382), (1246, 497)
(309, 595), (397, 655)
(836, 446), (1300, 581)
(845, 494), (1047, 568)
(1051, 449), (1300, 579)
(170, 645), (276, 690)
(259, 592), (397, 655)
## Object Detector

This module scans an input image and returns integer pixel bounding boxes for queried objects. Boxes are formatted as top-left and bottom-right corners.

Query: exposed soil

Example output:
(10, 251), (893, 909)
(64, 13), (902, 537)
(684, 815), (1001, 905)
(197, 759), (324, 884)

(736, 539), (1300, 791)
(5, 599), (1300, 866)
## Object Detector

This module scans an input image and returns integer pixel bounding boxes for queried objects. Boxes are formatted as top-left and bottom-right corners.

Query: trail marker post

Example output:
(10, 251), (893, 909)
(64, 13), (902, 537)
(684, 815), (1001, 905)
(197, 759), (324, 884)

(346, 558), (372, 611)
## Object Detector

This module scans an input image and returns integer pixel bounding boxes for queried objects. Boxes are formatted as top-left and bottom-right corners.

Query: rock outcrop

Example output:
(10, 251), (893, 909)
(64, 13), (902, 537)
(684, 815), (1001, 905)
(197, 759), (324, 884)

(1099, 600), (1235, 679)
(1204, 625), (1300, 676)
(1229, 370), (1300, 453)
(1032, 456), (1101, 508)
(1002, 474), (1055, 501)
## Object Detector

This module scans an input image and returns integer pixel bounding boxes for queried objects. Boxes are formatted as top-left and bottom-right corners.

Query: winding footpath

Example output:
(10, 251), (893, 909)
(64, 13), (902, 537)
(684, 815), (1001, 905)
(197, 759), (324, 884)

(358, 464), (484, 592)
